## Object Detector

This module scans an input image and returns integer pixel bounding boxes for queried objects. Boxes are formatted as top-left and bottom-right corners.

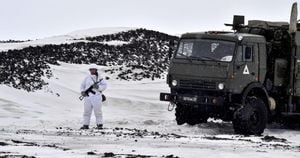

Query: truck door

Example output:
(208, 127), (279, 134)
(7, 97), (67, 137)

(234, 43), (259, 88)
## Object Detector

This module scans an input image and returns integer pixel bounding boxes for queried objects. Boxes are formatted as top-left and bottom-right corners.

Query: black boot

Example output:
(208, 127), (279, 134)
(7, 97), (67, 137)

(96, 124), (103, 129)
(80, 125), (89, 130)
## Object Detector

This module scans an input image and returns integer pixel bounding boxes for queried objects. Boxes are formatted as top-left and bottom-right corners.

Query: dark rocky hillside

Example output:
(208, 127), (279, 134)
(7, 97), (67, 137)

(0, 28), (179, 92)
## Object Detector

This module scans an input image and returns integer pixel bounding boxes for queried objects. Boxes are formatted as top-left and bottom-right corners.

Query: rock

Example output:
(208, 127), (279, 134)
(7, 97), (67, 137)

(87, 151), (97, 155)
(0, 142), (9, 146)
(104, 152), (115, 157)
(262, 135), (287, 143)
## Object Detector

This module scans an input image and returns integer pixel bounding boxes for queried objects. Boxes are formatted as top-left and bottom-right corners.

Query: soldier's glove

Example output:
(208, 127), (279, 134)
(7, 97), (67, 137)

(93, 83), (99, 89)
(81, 91), (87, 97)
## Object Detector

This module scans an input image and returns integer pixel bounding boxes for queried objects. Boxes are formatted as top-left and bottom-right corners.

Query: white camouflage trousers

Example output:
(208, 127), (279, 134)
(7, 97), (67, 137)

(83, 95), (103, 125)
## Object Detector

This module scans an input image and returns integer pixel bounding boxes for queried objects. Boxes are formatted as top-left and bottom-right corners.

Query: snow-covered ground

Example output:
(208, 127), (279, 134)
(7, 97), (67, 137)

(0, 62), (300, 158)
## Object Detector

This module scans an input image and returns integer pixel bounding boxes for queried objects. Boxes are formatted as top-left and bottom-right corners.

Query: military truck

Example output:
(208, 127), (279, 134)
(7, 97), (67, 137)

(160, 3), (300, 135)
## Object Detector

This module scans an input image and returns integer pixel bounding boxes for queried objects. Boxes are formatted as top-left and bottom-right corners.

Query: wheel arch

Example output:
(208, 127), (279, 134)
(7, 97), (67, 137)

(242, 82), (271, 114)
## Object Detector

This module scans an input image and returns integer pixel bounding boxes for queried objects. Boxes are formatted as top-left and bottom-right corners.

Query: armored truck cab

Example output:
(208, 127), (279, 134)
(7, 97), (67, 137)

(160, 3), (300, 135)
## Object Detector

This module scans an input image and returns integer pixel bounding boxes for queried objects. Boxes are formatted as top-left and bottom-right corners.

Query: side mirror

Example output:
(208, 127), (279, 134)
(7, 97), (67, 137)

(168, 51), (173, 59)
(168, 40), (176, 59)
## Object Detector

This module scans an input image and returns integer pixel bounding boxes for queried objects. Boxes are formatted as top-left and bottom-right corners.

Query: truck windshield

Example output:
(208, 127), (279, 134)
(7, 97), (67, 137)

(176, 39), (235, 62)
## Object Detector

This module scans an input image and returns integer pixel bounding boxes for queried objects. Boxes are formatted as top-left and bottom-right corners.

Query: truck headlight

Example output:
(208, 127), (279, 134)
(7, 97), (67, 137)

(218, 83), (225, 90)
(238, 35), (243, 41)
(172, 80), (178, 87)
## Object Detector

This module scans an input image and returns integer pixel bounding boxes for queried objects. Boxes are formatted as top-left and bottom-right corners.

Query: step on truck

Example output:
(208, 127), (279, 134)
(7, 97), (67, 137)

(160, 3), (300, 135)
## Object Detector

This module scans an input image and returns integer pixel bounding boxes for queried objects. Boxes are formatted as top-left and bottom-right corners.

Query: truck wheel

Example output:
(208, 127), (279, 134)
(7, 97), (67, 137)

(175, 104), (186, 125)
(233, 97), (268, 135)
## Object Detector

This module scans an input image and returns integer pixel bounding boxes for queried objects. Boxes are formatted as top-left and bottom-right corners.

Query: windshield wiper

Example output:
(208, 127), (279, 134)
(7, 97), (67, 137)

(198, 56), (219, 62)
(177, 53), (193, 63)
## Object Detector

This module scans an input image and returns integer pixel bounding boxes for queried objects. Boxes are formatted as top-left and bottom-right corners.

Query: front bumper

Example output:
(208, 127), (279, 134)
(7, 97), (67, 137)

(160, 92), (224, 106)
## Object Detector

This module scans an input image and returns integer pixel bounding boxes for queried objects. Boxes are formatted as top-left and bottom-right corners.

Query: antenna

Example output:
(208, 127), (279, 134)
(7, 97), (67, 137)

(289, 2), (298, 33)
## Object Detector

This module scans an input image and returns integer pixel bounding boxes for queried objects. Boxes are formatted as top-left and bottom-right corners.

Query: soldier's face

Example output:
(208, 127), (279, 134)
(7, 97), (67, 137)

(89, 69), (97, 75)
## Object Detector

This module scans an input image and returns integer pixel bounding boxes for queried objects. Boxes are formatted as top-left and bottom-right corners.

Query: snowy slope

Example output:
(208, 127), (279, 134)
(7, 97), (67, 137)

(1, 62), (300, 158)
(67, 27), (135, 39)
(0, 27), (135, 52)
(0, 62), (171, 128)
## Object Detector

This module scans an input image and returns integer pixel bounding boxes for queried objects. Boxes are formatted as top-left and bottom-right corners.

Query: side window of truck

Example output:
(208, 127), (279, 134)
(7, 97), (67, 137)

(237, 45), (253, 62)
(243, 46), (253, 62)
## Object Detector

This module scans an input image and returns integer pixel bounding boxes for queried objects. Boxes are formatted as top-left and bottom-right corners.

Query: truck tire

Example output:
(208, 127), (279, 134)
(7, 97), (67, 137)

(175, 104), (186, 125)
(233, 97), (268, 135)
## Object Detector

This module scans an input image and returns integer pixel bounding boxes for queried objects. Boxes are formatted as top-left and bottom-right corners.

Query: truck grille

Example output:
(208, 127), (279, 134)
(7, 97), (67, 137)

(179, 79), (217, 90)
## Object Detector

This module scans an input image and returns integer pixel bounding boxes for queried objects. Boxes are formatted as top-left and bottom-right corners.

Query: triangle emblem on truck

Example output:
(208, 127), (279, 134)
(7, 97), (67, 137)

(243, 65), (250, 74)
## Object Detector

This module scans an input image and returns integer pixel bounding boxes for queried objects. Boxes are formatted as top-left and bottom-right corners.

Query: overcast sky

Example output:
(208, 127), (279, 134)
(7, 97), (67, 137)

(0, 0), (297, 40)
